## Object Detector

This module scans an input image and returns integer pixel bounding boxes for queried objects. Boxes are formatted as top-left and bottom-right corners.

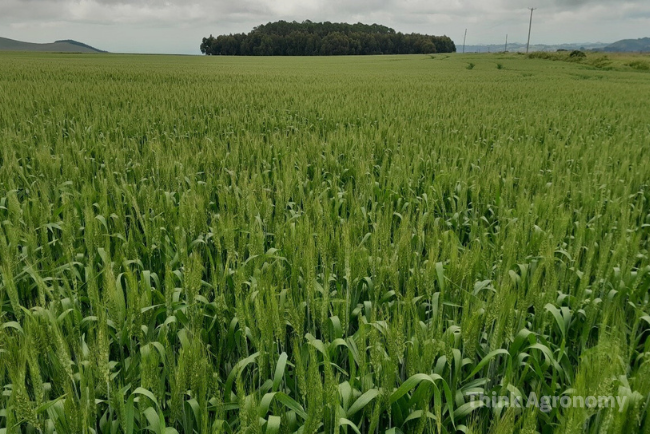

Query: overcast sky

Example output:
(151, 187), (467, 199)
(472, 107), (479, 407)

(1, 0), (649, 54)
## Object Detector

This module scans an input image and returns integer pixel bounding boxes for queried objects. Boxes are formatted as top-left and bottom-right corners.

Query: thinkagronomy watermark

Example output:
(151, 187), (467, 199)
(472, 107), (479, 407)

(467, 392), (627, 413)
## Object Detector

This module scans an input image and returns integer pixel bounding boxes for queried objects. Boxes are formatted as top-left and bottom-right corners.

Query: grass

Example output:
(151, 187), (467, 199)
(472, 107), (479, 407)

(0, 51), (650, 434)
(627, 60), (650, 71)
(527, 50), (650, 72)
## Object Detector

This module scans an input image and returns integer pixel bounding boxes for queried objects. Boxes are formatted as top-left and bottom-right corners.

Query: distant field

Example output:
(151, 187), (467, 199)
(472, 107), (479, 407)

(1, 52), (650, 434)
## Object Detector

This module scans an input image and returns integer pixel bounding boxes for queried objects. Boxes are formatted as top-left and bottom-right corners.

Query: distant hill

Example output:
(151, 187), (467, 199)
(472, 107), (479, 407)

(602, 38), (650, 53)
(460, 42), (606, 53)
(0, 37), (106, 53)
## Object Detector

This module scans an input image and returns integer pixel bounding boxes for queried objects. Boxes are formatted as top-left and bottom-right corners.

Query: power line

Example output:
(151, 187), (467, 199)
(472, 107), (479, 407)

(526, 8), (536, 54)
(505, 34), (508, 53)
(463, 29), (467, 53)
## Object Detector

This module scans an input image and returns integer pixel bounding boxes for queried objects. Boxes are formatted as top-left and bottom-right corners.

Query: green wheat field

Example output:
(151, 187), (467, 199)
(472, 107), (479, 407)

(1, 51), (650, 434)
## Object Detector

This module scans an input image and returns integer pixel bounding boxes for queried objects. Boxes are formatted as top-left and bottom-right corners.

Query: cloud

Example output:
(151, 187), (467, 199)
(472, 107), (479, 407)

(1, 0), (648, 53)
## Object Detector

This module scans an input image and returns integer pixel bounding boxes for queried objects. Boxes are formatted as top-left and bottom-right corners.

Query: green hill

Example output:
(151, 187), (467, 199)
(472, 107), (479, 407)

(0, 37), (106, 53)
(603, 37), (650, 52)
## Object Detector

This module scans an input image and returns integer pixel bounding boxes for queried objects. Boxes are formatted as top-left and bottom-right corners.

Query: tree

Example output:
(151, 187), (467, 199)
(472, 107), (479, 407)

(200, 21), (456, 56)
(320, 32), (350, 55)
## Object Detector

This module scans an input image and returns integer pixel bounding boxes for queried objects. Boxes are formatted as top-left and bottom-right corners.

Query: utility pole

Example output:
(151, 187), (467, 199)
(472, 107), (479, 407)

(526, 8), (536, 54)
(505, 34), (508, 52)
(463, 29), (467, 53)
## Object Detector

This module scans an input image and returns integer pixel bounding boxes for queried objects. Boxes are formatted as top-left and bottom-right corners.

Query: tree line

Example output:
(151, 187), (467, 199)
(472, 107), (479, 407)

(200, 21), (456, 56)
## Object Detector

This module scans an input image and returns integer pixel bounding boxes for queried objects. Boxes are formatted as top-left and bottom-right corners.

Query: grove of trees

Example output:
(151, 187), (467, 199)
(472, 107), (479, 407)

(201, 21), (456, 56)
